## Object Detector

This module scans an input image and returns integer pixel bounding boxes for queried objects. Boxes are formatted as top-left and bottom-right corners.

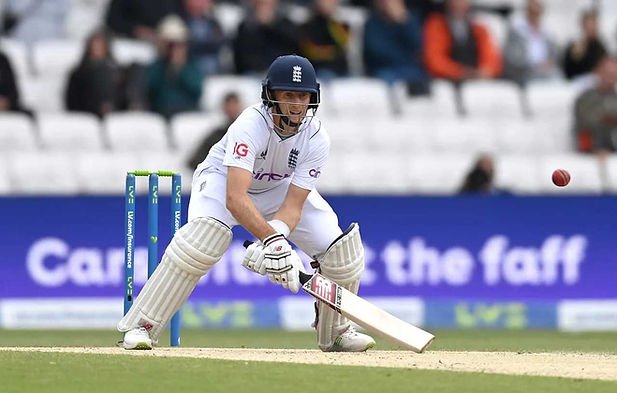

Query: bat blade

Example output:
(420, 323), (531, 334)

(303, 273), (435, 353)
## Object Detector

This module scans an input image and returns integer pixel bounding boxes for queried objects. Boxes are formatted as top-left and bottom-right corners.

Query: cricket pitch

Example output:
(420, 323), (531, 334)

(1, 347), (615, 381)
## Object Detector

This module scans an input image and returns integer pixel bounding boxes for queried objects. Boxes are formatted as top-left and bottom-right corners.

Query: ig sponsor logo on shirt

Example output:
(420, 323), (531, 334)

(233, 142), (249, 158)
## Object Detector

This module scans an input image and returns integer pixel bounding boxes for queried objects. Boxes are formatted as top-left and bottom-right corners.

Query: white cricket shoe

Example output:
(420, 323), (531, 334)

(325, 326), (376, 352)
(122, 327), (153, 350)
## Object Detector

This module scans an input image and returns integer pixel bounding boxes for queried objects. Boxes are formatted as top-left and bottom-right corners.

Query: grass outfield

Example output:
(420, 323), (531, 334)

(1, 329), (616, 393)
(2, 329), (617, 352)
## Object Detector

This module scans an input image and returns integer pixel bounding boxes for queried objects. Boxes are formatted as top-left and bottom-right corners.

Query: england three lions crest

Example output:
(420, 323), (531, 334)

(288, 148), (299, 169)
(292, 66), (302, 83)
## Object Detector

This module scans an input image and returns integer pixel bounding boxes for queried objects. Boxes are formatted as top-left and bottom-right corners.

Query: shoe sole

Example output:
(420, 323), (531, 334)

(325, 340), (376, 352)
(123, 342), (153, 350)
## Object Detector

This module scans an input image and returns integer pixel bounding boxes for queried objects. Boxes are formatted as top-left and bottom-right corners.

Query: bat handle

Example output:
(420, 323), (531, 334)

(242, 240), (313, 284)
(298, 271), (312, 285)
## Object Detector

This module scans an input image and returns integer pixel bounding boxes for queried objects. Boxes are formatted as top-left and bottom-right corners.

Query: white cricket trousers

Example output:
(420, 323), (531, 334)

(187, 169), (343, 258)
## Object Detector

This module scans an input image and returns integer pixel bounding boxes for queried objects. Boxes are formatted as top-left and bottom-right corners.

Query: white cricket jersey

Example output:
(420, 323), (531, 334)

(197, 104), (330, 193)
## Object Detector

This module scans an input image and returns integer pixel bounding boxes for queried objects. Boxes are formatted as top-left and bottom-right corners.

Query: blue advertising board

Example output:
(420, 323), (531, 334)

(1, 195), (616, 303)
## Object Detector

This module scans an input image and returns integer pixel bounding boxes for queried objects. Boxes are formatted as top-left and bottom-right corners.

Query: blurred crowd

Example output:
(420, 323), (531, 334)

(1, 0), (617, 184)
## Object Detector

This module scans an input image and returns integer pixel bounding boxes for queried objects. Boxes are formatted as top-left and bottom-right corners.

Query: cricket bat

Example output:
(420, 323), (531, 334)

(243, 241), (435, 352)
(299, 271), (434, 353)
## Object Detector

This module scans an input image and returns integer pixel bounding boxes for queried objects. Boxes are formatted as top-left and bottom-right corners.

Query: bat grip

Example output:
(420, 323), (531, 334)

(298, 271), (312, 285)
(242, 240), (313, 284)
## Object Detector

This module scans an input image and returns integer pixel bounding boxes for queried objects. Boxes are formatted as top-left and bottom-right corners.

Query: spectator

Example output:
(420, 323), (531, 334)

(408, 0), (513, 23)
(65, 30), (121, 117)
(363, 0), (428, 95)
(3, 0), (69, 45)
(562, 9), (607, 81)
(423, 0), (502, 82)
(459, 154), (495, 194)
(116, 63), (149, 111)
(187, 92), (242, 169)
(0, 49), (28, 114)
(105, 0), (180, 42)
(574, 57), (617, 155)
(502, 0), (560, 85)
(233, 0), (300, 75)
(180, 0), (226, 77)
(352, 0), (514, 22)
(300, 0), (351, 79)
(146, 15), (204, 118)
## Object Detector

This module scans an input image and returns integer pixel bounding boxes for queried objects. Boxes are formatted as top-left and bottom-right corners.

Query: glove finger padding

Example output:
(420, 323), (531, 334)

(262, 234), (302, 294)
(284, 253), (303, 293)
(242, 242), (267, 275)
(264, 251), (302, 293)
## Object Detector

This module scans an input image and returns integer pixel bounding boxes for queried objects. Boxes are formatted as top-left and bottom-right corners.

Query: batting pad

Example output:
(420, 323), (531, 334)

(316, 223), (364, 350)
(118, 217), (232, 340)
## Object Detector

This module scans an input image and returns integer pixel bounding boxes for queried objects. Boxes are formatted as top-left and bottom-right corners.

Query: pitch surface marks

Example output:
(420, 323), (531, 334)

(1, 347), (615, 381)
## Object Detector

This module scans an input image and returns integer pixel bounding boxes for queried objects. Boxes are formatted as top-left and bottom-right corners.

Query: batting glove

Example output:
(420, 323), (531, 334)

(242, 234), (303, 293)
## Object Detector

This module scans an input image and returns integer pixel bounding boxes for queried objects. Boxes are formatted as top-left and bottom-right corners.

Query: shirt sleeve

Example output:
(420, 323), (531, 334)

(222, 114), (263, 173)
(292, 127), (330, 190)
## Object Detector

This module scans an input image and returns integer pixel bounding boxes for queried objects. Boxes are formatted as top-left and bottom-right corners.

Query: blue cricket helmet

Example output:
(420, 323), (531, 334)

(261, 55), (320, 110)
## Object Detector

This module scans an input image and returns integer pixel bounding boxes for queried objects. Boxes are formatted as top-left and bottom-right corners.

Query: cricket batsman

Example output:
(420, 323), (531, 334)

(118, 54), (375, 352)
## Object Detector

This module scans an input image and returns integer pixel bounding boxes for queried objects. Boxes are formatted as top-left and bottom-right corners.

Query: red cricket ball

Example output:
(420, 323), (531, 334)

(552, 169), (571, 187)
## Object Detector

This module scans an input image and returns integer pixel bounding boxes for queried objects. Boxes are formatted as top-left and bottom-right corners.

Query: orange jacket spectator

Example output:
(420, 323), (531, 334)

(423, 13), (502, 80)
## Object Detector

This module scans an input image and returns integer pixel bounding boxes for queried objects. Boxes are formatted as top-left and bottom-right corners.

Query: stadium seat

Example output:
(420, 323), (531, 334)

(412, 79), (459, 121)
(138, 151), (194, 194)
(461, 80), (524, 118)
(201, 76), (261, 112)
(475, 13), (507, 46)
(21, 75), (67, 112)
(495, 118), (539, 153)
(0, 156), (12, 194)
(336, 5), (368, 76)
(327, 78), (393, 117)
(75, 151), (143, 194)
(320, 115), (372, 154)
(0, 39), (30, 92)
(525, 81), (579, 120)
(213, 3), (245, 36)
(169, 112), (225, 154)
(38, 113), (104, 151)
(494, 154), (542, 194)
(600, 155), (617, 193)
(495, 117), (568, 153)
(77, 151), (190, 196)
(401, 96), (434, 119)
(8, 152), (80, 194)
(32, 40), (81, 77)
(529, 117), (573, 153)
(315, 155), (345, 194)
(537, 153), (604, 194)
(480, 0), (525, 5)
(600, 1), (617, 53)
(366, 116), (433, 153)
(540, 3), (580, 48)
(0, 113), (39, 152)
(286, 4), (310, 24)
(429, 117), (499, 153)
(65, 0), (110, 40)
(328, 152), (412, 194)
(325, 114), (431, 155)
(408, 154), (475, 194)
(112, 39), (156, 66)
(1, 39), (66, 113)
(103, 112), (170, 152)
